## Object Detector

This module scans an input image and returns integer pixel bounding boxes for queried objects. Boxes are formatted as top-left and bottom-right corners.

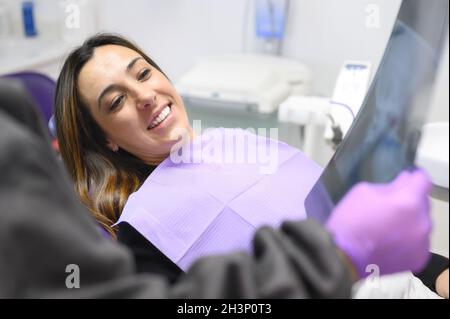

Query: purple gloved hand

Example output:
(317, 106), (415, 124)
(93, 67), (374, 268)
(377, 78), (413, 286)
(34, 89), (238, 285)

(326, 169), (432, 279)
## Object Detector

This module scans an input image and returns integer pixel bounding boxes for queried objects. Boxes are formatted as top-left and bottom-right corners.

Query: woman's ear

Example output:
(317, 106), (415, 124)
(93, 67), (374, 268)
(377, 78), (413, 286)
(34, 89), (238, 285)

(106, 140), (119, 152)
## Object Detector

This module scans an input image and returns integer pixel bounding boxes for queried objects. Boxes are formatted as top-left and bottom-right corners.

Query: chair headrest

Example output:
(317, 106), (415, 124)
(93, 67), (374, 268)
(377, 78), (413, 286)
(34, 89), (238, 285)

(0, 79), (50, 140)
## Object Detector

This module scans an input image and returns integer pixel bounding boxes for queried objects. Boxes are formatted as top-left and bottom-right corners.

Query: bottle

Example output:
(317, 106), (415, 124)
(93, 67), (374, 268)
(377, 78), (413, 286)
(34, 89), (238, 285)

(0, 3), (11, 38)
(22, 1), (38, 37)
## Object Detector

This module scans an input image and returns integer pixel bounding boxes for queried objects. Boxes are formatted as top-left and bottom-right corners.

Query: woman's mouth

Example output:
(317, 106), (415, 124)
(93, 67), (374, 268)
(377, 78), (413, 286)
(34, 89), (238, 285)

(148, 104), (172, 130)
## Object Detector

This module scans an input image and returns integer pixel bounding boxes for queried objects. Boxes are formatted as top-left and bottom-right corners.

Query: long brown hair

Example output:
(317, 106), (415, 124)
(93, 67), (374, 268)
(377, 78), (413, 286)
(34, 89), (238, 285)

(55, 34), (164, 237)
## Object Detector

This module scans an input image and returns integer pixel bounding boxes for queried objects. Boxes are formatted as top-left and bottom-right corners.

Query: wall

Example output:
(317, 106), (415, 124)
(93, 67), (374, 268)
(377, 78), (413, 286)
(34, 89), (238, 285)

(282, 0), (402, 95)
(2, 0), (446, 114)
(95, 0), (401, 95)
(96, 0), (246, 84)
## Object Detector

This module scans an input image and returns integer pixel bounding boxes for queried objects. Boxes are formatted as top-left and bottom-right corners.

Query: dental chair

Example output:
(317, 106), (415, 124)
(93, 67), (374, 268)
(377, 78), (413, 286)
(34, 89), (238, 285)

(0, 78), (50, 139)
(2, 72), (55, 123)
(1, 72), (58, 150)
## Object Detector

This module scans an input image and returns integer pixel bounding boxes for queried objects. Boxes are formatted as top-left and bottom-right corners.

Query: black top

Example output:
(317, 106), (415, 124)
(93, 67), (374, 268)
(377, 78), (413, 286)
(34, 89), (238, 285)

(415, 253), (449, 293)
(119, 221), (449, 294)
(118, 222), (182, 283)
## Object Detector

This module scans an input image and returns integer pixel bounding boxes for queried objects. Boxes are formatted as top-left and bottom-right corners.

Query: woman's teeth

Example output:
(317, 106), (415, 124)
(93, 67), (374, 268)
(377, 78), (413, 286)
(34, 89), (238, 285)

(149, 105), (171, 129)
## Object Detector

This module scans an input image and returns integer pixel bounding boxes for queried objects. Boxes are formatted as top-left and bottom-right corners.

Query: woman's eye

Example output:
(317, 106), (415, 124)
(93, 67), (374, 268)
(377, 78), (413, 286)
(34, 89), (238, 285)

(110, 94), (125, 112)
(138, 68), (151, 81)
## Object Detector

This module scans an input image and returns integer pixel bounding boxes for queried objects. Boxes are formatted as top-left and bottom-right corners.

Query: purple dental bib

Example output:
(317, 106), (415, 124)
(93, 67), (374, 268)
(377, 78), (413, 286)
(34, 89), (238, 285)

(117, 128), (322, 271)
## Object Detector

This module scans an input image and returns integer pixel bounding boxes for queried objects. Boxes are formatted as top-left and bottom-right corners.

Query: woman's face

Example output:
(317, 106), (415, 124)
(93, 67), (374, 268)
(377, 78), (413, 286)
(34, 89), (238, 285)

(78, 45), (191, 165)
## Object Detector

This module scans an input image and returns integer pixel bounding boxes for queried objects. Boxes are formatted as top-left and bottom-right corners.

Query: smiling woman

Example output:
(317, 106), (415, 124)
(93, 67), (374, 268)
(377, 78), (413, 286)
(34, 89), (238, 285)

(76, 44), (192, 164)
(55, 34), (193, 238)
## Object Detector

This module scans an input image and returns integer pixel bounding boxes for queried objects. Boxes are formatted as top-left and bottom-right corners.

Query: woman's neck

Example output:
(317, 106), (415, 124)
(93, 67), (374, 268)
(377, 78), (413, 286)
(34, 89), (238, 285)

(144, 126), (196, 166)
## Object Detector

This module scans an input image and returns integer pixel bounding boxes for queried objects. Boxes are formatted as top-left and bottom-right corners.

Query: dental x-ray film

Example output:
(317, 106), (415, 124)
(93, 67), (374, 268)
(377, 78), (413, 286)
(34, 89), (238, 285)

(305, 0), (449, 224)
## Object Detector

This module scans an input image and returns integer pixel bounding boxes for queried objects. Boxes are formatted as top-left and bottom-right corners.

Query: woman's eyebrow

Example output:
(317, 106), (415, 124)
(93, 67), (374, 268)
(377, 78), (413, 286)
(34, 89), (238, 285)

(97, 57), (143, 109)
(97, 84), (122, 109)
(126, 57), (143, 72)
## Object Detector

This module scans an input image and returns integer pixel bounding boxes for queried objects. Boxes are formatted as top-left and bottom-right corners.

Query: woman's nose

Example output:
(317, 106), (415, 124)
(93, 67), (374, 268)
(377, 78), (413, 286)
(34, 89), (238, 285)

(136, 90), (157, 110)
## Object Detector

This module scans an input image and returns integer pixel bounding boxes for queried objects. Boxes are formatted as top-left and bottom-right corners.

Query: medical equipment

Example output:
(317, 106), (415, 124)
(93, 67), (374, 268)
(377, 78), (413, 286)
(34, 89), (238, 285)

(254, 0), (288, 55)
(176, 54), (312, 114)
(416, 122), (449, 199)
(324, 61), (372, 146)
(255, 0), (288, 40)
(278, 60), (372, 153)
(278, 95), (330, 159)
(304, 0), (449, 224)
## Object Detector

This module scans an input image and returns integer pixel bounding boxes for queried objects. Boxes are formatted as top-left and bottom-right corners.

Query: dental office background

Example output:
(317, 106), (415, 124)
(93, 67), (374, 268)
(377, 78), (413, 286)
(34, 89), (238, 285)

(0, 0), (448, 258)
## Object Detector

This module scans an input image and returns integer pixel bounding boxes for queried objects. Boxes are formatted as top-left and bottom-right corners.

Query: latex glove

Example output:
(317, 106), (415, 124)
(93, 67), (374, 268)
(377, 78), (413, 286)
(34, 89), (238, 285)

(326, 169), (432, 278)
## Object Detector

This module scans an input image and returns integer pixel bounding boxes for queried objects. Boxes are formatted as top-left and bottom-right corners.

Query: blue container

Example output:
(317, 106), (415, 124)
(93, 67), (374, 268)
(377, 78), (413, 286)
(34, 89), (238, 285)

(255, 0), (287, 39)
(22, 1), (37, 37)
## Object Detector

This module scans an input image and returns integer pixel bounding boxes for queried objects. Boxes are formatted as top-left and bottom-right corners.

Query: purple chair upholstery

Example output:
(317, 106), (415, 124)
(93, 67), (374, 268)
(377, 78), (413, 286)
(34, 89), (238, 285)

(2, 72), (56, 125)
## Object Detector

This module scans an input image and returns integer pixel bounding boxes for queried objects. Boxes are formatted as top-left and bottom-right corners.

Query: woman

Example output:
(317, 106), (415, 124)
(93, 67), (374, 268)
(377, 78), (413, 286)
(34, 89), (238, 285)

(55, 34), (447, 295)
(55, 34), (192, 234)
(55, 33), (198, 279)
